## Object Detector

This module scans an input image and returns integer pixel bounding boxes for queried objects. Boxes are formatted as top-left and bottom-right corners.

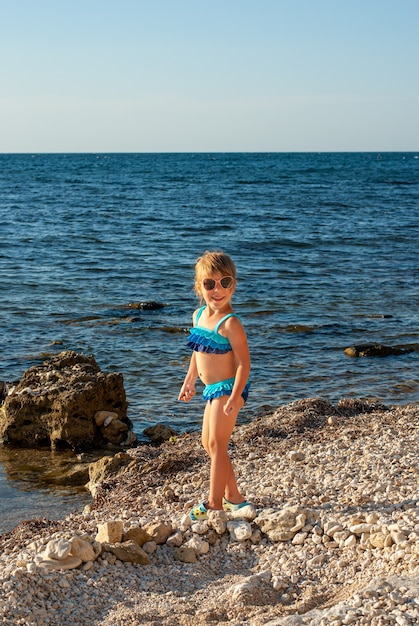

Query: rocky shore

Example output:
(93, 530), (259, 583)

(0, 398), (418, 625)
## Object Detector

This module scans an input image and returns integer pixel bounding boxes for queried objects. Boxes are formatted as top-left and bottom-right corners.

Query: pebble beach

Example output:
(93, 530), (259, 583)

(0, 397), (418, 625)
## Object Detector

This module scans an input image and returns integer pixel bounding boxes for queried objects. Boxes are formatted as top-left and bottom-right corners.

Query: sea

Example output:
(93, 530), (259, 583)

(1, 152), (418, 534)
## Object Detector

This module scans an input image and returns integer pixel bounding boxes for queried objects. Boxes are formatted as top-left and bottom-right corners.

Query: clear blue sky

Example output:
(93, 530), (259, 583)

(1, 0), (418, 152)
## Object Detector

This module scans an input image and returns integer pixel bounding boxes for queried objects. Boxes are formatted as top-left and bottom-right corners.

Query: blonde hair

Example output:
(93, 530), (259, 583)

(194, 251), (236, 299)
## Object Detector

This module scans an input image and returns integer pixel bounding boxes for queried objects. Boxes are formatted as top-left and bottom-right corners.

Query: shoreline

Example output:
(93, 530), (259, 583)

(0, 397), (418, 625)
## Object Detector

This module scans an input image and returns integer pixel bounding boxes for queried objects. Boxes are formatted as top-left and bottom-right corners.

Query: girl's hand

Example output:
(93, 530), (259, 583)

(223, 397), (237, 416)
(178, 384), (196, 402)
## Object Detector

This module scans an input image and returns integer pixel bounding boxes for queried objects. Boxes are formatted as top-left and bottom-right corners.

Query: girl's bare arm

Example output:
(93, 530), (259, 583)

(178, 351), (198, 402)
(223, 317), (251, 414)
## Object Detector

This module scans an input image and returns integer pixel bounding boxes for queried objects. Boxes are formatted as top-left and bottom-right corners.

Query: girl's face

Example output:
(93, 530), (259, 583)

(198, 271), (236, 309)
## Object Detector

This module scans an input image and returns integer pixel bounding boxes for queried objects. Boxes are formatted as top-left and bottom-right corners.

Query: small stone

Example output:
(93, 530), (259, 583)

(36, 555), (82, 571)
(228, 503), (258, 521)
(82, 561), (94, 572)
(369, 532), (386, 549)
(143, 423), (178, 444)
(289, 451), (305, 462)
(142, 541), (157, 555)
(96, 521), (123, 544)
(292, 532), (308, 545)
(166, 531), (184, 548)
(307, 554), (325, 566)
(123, 526), (153, 547)
(334, 530), (351, 543)
(83, 504), (93, 516)
(191, 521), (209, 535)
(344, 535), (357, 548)
(227, 520), (253, 542)
(184, 536), (209, 555)
(208, 510), (227, 535)
(144, 521), (173, 544)
(104, 540), (150, 565)
(70, 537), (96, 562)
(325, 524), (344, 537)
(250, 529), (263, 544)
(179, 514), (192, 531)
(94, 410), (118, 426)
(44, 538), (72, 560)
(272, 577), (288, 591)
(173, 546), (197, 563)
(392, 549), (406, 563)
(255, 506), (310, 542)
(390, 531), (408, 544)
(101, 418), (129, 443)
(349, 523), (374, 535)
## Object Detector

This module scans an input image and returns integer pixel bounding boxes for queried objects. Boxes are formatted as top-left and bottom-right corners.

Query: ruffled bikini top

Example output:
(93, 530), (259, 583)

(187, 306), (240, 354)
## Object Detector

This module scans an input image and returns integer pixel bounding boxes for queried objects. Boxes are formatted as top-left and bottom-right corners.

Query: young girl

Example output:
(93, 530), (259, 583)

(178, 251), (251, 520)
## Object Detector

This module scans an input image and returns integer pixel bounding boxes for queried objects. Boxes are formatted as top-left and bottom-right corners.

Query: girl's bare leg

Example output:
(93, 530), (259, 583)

(202, 396), (244, 510)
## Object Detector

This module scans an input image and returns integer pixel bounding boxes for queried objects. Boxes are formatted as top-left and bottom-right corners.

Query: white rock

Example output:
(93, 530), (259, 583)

(289, 451), (305, 462)
(44, 538), (72, 560)
(227, 520), (253, 542)
(178, 514), (192, 532)
(166, 531), (184, 548)
(334, 530), (351, 542)
(142, 541), (157, 554)
(390, 531), (408, 544)
(344, 535), (357, 548)
(272, 577), (288, 591)
(96, 521), (123, 544)
(70, 537), (96, 562)
(392, 550), (406, 563)
(185, 536), (209, 555)
(228, 503), (258, 521)
(36, 555), (83, 571)
(173, 546), (197, 563)
(349, 523), (374, 535)
(292, 532), (308, 545)
(208, 510), (227, 535)
(307, 554), (325, 566)
(191, 521), (209, 535)
(325, 524), (344, 537)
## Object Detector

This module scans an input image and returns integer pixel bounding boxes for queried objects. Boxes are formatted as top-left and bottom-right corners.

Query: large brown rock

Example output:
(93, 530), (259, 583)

(0, 351), (134, 451)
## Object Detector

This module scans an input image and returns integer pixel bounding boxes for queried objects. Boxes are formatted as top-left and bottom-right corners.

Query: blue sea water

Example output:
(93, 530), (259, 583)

(1, 152), (418, 532)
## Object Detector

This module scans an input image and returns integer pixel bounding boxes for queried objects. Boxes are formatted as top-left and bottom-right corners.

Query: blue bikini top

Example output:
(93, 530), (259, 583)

(187, 306), (240, 354)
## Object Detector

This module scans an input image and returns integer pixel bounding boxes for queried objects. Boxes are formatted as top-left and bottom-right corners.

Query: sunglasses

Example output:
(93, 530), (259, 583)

(202, 276), (234, 291)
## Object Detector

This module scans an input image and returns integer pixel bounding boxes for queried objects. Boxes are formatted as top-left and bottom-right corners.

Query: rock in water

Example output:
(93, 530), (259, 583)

(0, 350), (135, 450)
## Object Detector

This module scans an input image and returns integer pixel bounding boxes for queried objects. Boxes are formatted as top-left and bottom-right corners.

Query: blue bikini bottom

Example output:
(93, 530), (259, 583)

(202, 377), (250, 403)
